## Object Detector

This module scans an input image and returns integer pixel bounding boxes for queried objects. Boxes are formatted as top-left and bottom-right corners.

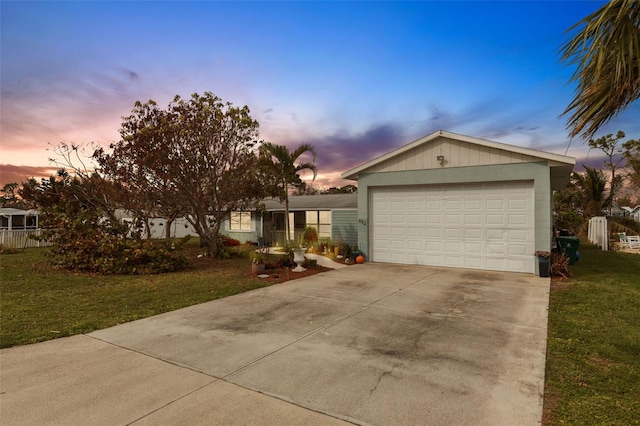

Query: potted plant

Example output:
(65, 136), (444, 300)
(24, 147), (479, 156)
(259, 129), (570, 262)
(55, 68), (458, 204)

(291, 246), (306, 272)
(250, 249), (268, 274)
(301, 226), (318, 249)
(534, 250), (550, 277)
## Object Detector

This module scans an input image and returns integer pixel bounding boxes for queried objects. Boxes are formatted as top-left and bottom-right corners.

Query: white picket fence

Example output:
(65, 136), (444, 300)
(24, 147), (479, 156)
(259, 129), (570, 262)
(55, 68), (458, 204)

(0, 229), (51, 248)
(588, 216), (608, 251)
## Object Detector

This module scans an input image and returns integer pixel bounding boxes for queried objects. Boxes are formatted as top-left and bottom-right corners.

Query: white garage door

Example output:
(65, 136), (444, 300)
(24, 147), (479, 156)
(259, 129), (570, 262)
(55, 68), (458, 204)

(370, 181), (534, 273)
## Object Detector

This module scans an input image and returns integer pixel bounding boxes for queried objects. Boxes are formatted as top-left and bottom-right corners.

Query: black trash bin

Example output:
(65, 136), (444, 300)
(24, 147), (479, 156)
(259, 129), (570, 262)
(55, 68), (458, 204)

(556, 236), (580, 265)
(538, 256), (550, 277)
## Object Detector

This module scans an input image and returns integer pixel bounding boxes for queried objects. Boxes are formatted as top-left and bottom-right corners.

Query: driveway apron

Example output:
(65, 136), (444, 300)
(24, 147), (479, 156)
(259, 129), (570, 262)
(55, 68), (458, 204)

(1, 264), (549, 425)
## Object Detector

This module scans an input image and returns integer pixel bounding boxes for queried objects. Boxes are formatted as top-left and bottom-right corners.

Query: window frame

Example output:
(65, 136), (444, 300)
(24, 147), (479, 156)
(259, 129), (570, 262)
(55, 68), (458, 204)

(229, 211), (252, 232)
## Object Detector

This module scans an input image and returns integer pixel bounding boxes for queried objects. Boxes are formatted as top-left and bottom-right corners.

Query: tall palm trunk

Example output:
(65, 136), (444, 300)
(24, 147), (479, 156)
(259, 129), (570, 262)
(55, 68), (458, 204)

(284, 179), (290, 245)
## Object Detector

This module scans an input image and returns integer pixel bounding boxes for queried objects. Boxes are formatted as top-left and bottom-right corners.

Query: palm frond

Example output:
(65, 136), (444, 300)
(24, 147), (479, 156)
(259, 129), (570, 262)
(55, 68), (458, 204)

(560, 0), (640, 139)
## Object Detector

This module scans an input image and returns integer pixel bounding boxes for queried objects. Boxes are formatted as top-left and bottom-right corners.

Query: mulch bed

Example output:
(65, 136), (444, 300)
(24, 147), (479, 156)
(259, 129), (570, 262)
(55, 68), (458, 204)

(183, 245), (337, 284)
(248, 265), (333, 284)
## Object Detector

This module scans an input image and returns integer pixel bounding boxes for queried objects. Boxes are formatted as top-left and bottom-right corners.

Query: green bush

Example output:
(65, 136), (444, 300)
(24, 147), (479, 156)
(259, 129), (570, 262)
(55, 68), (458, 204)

(48, 234), (189, 274)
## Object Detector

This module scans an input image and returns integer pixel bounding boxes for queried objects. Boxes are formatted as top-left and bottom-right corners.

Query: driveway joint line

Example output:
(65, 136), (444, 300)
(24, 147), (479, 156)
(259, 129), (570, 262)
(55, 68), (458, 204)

(85, 334), (221, 379)
(126, 380), (218, 425)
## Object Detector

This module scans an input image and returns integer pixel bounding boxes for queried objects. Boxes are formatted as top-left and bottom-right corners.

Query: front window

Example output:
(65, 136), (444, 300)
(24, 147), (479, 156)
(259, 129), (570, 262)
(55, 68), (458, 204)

(305, 210), (331, 239)
(229, 211), (251, 231)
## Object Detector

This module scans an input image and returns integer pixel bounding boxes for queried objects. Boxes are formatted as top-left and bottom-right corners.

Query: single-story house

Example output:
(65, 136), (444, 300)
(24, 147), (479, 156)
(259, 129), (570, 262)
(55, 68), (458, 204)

(614, 204), (640, 222)
(0, 208), (45, 248)
(221, 193), (358, 247)
(341, 130), (575, 274)
(113, 194), (358, 245)
(0, 208), (39, 230)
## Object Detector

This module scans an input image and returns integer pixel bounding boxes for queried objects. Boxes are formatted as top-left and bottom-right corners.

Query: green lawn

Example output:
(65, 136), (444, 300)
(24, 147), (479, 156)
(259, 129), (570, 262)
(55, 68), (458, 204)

(0, 246), (277, 348)
(543, 244), (640, 425)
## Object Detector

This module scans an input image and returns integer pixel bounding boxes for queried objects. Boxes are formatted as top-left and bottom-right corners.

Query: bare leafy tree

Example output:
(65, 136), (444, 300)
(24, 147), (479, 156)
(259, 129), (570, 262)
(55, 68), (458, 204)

(101, 92), (266, 257)
(560, 0), (640, 139)
(623, 137), (640, 193)
(0, 183), (29, 209)
(588, 131), (628, 213)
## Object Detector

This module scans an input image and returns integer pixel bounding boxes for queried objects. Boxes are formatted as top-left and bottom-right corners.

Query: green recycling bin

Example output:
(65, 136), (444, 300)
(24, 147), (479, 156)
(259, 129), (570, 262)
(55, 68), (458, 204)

(556, 236), (580, 265)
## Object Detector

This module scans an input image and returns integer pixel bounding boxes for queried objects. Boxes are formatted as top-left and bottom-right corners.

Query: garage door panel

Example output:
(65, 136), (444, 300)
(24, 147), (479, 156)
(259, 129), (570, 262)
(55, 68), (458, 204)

(508, 199), (528, 210)
(509, 214), (528, 225)
(465, 228), (483, 239)
(508, 259), (528, 271)
(486, 199), (505, 210)
(509, 230), (527, 240)
(445, 228), (461, 238)
(486, 215), (504, 225)
(464, 214), (482, 225)
(464, 256), (483, 269)
(465, 199), (482, 210)
(390, 239), (406, 250)
(445, 214), (461, 224)
(486, 258), (507, 270)
(426, 200), (441, 210)
(407, 214), (422, 224)
(486, 229), (505, 240)
(444, 241), (461, 253)
(391, 214), (405, 224)
(445, 200), (461, 210)
(426, 228), (443, 238)
(407, 240), (422, 250)
(487, 243), (504, 254)
(444, 255), (463, 267)
(371, 181), (534, 273)
(426, 214), (441, 224)
(508, 244), (528, 255)
(464, 242), (482, 254)
(425, 241), (441, 251)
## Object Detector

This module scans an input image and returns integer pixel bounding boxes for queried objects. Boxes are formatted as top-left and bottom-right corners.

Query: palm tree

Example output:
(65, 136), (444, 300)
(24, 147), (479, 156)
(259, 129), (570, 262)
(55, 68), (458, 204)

(574, 166), (608, 216)
(260, 143), (317, 244)
(560, 0), (640, 139)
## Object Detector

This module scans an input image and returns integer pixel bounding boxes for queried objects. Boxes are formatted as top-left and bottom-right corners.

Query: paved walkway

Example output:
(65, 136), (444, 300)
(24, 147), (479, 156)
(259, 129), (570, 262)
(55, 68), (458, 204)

(1, 264), (550, 425)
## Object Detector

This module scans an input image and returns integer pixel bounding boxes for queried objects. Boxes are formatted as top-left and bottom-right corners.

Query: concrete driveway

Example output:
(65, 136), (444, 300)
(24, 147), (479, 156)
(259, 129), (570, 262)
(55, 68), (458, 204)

(1, 264), (550, 425)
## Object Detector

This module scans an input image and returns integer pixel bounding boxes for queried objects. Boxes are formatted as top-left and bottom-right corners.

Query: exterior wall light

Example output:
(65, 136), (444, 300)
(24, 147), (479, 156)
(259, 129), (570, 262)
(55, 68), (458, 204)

(437, 155), (445, 165)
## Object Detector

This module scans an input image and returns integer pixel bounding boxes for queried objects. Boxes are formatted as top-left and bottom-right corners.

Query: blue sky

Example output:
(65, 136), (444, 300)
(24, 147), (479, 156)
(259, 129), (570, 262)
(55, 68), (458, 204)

(2, 0), (639, 188)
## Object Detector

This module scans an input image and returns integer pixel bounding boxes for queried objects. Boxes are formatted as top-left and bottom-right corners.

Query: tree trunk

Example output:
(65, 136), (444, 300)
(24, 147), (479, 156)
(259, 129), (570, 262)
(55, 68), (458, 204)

(284, 180), (290, 245)
(144, 218), (152, 239)
(204, 220), (222, 258)
(165, 218), (173, 240)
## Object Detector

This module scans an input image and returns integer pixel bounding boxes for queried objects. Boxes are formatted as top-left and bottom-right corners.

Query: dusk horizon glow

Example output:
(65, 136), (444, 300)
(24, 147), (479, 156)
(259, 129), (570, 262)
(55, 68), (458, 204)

(2, 1), (639, 189)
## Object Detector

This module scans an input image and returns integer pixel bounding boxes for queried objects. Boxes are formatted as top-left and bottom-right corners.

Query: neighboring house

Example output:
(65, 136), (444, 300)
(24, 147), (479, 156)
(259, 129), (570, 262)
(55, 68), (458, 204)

(611, 204), (631, 217)
(0, 208), (44, 248)
(220, 193), (358, 247)
(341, 130), (575, 274)
(113, 209), (196, 239)
(610, 204), (640, 222)
(0, 208), (39, 231)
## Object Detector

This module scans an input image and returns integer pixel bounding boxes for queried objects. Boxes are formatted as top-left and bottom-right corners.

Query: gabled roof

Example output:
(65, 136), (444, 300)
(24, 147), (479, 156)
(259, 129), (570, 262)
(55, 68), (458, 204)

(341, 130), (576, 182)
(261, 193), (357, 211)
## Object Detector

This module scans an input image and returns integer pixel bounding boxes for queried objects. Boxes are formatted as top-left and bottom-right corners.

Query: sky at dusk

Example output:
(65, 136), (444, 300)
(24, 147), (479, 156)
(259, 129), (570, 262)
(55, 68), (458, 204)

(2, 1), (639, 189)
